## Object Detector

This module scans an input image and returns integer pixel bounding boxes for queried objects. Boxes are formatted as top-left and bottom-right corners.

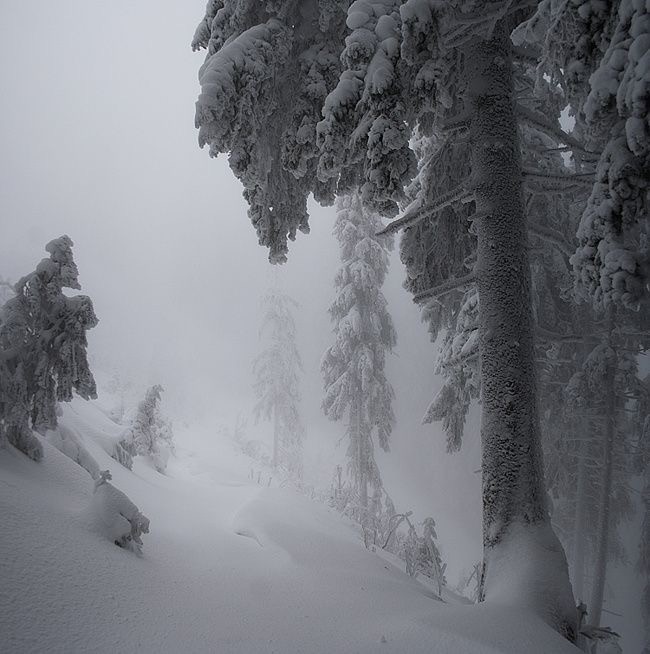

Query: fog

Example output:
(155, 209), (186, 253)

(2, 2), (648, 652)
(0, 0), (482, 584)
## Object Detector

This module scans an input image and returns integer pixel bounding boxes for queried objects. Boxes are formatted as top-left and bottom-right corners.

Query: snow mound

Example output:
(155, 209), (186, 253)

(0, 398), (579, 653)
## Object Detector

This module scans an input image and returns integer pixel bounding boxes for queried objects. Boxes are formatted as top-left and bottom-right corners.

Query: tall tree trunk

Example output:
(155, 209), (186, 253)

(572, 436), (588, 603)
(356, 392), (368, 510)
(467, 26), (576, 638)
(572, 314), (592, 607)
(272, 404), (279, 470)
(590, 340), (617, 627)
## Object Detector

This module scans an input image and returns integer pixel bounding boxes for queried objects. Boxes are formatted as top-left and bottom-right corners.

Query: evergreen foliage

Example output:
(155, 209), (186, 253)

(253, 289), (304, 479)
(0, 236), (97, 461)
(192, 0), (349, 263)
(193, 0), (649, 636)
(123, 385), (174, 473)
(322, 192), (396, 532)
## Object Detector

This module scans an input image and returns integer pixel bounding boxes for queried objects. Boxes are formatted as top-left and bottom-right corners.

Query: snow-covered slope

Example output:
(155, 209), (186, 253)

(0, 399), (579, 654)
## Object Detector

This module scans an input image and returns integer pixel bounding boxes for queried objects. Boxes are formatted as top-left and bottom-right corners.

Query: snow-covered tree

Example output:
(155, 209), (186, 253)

(403, 516), (445, 593)
(192, 0), (349, 263)
(564, 335), (640, 625)
(253, 289), (304, 479)
(416, 517), (446, 595)
(0, 236), (98, 461)
(123, 385), (174, 473)
(321, 192), (396, 530)
(513, 0), (649, 309)
(318, 5), (578, 632)
(191, 0), (648, 635)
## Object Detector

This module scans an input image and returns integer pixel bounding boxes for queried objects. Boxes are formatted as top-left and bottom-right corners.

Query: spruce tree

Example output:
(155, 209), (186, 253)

(322, 192), (396, 533)
(253, 288), (304, 479)
(124, 385), (174, 473)
(0, 236), (97, 461)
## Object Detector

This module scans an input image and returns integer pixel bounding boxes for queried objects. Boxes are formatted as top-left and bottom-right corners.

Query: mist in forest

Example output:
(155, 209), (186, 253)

(0, 2), (646, 653)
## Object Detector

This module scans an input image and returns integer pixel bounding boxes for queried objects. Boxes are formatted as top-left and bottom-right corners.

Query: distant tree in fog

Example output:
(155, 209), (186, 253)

(322, 192), (395, 534)
(0, 236), (97, 461)
(123, 384), (174, 473)
(404, 517), (446, 596)
(253, 289), (304, 479)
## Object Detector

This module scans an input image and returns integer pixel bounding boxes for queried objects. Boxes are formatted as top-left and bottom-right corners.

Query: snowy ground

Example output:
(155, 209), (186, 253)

(0, 399), (579, 654)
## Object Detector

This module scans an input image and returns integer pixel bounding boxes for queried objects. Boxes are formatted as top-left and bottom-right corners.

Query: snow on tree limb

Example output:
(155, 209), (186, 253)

(527, 222), (575, 259)
(193, 1), (347, 263)
(516, 103), (599, 159)
(412, 272), (476, 304)
(378, 184), (474, 236)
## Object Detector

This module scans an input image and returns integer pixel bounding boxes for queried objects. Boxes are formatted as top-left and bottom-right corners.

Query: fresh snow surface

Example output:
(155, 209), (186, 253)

(0, 398), (579, 654)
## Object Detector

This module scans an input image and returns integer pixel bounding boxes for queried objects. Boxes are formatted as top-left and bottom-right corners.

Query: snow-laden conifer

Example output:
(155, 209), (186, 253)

(0, 236), (97, 461)
(253, 289), (304, 479)
(318, 8), (579, 633)
(192, 0), (349, 263)
(322, 192), (396, 531)
(514, 0), (649, 309)
(192, 0), (650, 635)
(123, 385), (174, 473)
(407, 517), (446, 596)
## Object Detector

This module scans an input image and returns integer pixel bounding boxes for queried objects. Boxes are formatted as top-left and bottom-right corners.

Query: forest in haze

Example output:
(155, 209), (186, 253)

(0, 1), (648, 653)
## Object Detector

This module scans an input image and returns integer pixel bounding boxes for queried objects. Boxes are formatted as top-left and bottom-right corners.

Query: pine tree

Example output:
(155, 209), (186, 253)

(418, 517), (446, 595)
(124, 385), (174, 473)
(0, 236), (97, 461)
(322, 192), (396, 533)
(253, 288), (304, 479)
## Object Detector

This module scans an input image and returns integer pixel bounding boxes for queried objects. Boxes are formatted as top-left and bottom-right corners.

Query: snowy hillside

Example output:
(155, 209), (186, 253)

(0, 398), (578, 654)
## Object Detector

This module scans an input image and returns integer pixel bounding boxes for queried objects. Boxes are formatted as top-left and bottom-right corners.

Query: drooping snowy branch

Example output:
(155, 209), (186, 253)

(193, 1), (348, 262)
